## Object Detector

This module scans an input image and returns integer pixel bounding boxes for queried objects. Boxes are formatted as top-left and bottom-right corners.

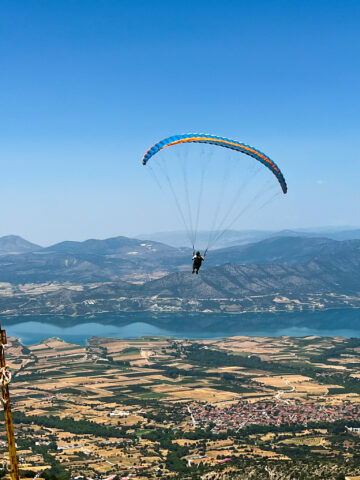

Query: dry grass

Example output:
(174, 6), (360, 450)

(313, 363), (347, 370)
(279, 436), (330, 447)
(156, 386), (241, 402)
(254, 375), (334, 395)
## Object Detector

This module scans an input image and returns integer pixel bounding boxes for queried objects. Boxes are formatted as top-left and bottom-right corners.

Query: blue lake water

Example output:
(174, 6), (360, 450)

(2, 309), (360, 345)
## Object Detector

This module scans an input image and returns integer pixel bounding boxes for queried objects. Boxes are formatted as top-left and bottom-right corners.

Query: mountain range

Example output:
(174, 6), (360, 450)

(137, 227), (360, 249)
(0, 236), (189, 283)
(0, 234), (359, 284)
(0, 232), (359, 315)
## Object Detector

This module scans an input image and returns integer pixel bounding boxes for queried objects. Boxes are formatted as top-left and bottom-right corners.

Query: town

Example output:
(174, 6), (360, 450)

(189, 400), (360, 433)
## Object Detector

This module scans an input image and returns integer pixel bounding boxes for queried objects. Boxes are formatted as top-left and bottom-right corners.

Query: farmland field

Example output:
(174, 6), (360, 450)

(1, 334), (360, 479)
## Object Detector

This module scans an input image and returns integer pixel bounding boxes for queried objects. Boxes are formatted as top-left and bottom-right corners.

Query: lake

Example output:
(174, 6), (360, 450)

(2, 308), (360, 345)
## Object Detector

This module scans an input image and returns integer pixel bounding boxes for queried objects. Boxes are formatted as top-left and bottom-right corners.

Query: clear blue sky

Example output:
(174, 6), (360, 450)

(0, 0), (359, 245)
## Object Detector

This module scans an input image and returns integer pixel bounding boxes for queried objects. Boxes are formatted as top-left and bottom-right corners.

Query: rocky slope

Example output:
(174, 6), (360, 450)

(0, 235), (359, 284)
(1, 253), (360, 315)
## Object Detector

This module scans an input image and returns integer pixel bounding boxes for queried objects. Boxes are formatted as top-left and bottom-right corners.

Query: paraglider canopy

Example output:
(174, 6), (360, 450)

(142, 133), (287, 251)
(142, 133), (287, 194)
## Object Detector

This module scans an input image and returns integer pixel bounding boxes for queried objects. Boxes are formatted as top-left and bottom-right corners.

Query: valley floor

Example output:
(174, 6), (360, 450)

(1, 334), (360, 478)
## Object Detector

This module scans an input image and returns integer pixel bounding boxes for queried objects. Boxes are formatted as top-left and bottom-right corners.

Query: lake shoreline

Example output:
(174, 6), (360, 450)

(2, 308), (360, 345)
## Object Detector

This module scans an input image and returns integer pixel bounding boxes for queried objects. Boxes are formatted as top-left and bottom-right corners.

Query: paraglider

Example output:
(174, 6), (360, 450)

(192, 249), (206, 274)
(142, 133), (287, 271)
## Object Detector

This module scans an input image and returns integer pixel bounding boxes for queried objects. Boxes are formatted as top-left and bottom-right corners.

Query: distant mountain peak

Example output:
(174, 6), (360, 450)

(0, 235), (42, 255)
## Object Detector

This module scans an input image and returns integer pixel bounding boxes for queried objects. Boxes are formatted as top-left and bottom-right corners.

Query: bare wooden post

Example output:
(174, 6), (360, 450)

(0, 321), (20, 480)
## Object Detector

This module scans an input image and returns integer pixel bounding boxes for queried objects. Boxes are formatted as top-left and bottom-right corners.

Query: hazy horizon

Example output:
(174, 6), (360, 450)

(1, 224), (360, 248)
